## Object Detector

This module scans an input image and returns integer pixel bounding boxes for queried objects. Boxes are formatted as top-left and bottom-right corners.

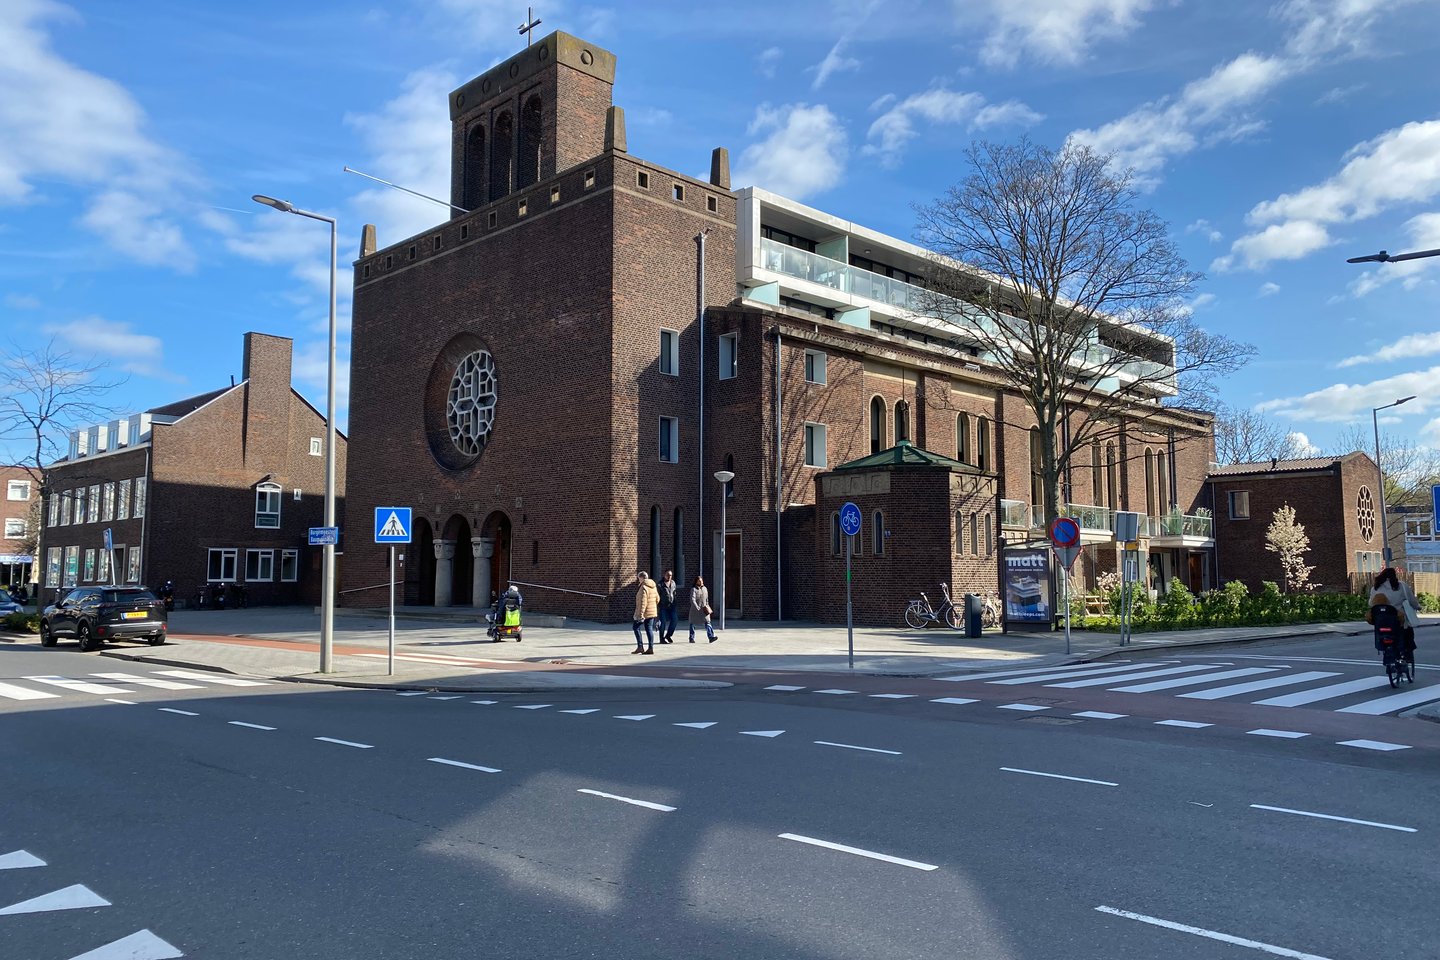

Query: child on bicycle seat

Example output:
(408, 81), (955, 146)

(1367, 567), (1418, 661)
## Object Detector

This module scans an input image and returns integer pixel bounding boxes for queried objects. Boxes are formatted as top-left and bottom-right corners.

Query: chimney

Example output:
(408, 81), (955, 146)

(240, 332), (295, 473)
(710, 147), (730, 189)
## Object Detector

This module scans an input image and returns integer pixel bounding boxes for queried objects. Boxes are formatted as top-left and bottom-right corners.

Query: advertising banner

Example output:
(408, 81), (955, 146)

(1003, 546), (1053, 624)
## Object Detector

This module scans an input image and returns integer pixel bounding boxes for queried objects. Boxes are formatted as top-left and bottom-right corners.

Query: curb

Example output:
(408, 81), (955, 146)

(100, 649), (245, 677)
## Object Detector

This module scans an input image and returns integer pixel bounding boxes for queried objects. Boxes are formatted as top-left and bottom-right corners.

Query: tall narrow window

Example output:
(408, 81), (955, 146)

(134, 477), (147, 518)
(649, 506), (661, 577)
(464, 123), (487, 210)
(830, 513), (842, 556)
(957, 413), (970, 464)
(872, 511), (884, 555)
(672, 507), (686, 583)
(255, 483), (282, 528)
(718, 333), (738, 380)
(1144, 449), (1156, 516)
(117, 479), (131, 521)
(658, 417), (679, 463)
(983, 514), (993, 555)
(955, 511), (965, 554)
(1091, 441), (1102, 505)
(977, 417), (991, 472)
(870, 396), (886, 454)
(803, 423), (827, 467)
(659, 329), (679, 376)
(1158, 449), (1170, 512)
(803, 349), (827, 384)
(518, 96), (543, 189)
(971, 513), (979, 556)
(490, 111), (514, 199)
(894, 400), (910, 443)
(1029, 427), (1044, 511)
(1105, 443), (1118, 510)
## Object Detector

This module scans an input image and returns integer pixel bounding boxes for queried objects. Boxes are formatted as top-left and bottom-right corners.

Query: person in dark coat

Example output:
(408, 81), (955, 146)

(687, 575), (716, 643)
(657, 570), (679, 644)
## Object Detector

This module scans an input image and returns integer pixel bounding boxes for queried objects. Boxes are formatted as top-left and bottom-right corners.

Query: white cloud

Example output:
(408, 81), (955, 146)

(810, 38), (861, 90)
(962, 0), (1156, 69)
(1186, 219), (1223, 243)
(4, 293), (40, 309)
(1285, 430), (1320, 455)
(1316, 82), (1366, 105)
(0, 0), (197, 268)
(43, 315), (179, 382)
(1256, 365), (1440, 423)
(1176, 291), (1216, 317)
(864, 88), (1040, 168)
(1258, 281), (1281, 297)
(734, 103), (848, 200)
(756, 46), (782, 79)
(1212, 220), (1330, 272)
(1337, 330), (1440, 368)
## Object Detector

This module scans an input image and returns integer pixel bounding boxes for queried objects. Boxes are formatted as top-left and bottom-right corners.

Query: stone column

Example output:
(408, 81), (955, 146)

(433, 540), (456, 607)
(472, 536), (494, 609)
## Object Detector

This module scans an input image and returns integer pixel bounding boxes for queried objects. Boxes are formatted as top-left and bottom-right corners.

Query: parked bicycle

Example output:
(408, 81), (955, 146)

(904, 583), (961, 629)
(980, 592), (1001, 629)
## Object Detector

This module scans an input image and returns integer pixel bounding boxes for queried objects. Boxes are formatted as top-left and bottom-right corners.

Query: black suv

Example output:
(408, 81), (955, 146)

(40, 586), (168, 651)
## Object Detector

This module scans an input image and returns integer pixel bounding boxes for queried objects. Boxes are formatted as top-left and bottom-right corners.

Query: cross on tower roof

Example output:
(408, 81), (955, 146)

(518, 6), (541, 47)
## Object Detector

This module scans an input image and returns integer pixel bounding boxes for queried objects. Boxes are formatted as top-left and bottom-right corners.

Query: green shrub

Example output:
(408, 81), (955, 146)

(2, 613), (39, 634)
(1419, 592), (1440, 614)
(1079, 577), (1368, 633)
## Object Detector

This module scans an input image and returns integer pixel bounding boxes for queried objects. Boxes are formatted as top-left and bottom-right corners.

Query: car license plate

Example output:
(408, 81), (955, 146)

(123, 611), (146, 619)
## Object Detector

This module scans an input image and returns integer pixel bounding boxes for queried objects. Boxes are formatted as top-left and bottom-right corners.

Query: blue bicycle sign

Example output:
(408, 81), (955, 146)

(840, 502), (862, 537)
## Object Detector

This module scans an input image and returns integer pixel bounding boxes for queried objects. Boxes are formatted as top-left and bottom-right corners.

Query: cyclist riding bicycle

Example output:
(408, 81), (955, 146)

(1366, 567), (1417, 663)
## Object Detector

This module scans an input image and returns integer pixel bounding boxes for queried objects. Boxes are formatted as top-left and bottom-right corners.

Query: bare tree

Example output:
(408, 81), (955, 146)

(913, 139), (1253, 526)
(1330, 423), (1440, 507)
(1213, 404), (1308, 465)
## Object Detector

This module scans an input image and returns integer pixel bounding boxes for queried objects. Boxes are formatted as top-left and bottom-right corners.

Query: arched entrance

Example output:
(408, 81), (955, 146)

(414, 520), (435, 606)
(438, 515), (473, 607)
(480, 511), (513, 609)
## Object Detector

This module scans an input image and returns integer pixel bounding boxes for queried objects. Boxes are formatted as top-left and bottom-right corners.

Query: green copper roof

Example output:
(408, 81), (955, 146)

(835, 440), (973, 471)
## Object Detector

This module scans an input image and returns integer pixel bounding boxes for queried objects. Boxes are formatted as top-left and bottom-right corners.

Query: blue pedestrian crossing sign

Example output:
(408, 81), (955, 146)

(374, 507), (412, 544)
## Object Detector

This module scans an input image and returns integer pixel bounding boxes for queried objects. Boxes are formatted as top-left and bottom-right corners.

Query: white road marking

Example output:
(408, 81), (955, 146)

(0, 883), (111, 915)
(25, 675), (130, 695)
(428, 757), (501, 773)
(764, 685), (805, 691)
(614, 714), (655, 721)
(104, 699), (137, 705)
(577, 788), (675, 812)
(936, 661), (1139, 682)
(741, 729), (785, 737)
(814, 689), (857, 695)
(156, 670), (267, 686)
(1337, 739), (1411, 752)
(560, 708), (599, 714)
(1095, 905), (1334, 960)
(814, 740), (902, 755)
(66, 929), (184, 960)
(1336, 682), (1440, 715)
(987, 662), (1179, 686)
(428, 695), (463, 700)
(931, 697), (978, 705)
(1253, 676), (1392, 707)
(1072, 711), (1126, 719)
(1247, 729), (1309, 739)
(396, 691), (429, 697)
(997, 703), (1049, 712)
(869, 693), (915, 699)
(158, 708), (198, 716)
(1225, 653), (1439, 670)
(1000, 767), (1118, 787)
(0, 850), (46, 870)
(1155, 720), (1211, 728)
(0, 681), (59, 701)
(1177, 670), (1342, 701)
(227, 721), (275, 731)
(514, 704), (552, 710)
(91, 672), (201, 690)
(778, 833), (937, 871)
(674, 722), (717, 729)
(471, 700), (498, 705)
(1109, 667), (1279, 694)
(314, 737), (373, 749)
(1047, 664), (1226, 689)
(1250, 804), (1416, 833)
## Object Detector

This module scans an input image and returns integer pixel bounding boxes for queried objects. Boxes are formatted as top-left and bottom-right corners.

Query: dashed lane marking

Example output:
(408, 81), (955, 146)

(227, 721), (276, 731)
(764, 685), (805, 691)
(1250, 804), (1416, 833)
(814, 740), (902, 756)
(428, 757), (501, 773)
(314, 737), (373, 749)
(814, 689), (858, 695)
(1337, 739), (1411, 752)
(869, 693), (915, 699)
(1095, 905), (1334, 960)
(674, 722), (717, 729)
(158, 708), (198, 717)
(1155, 720), (1212, 729)
(1247, 729), (1308, 739)
(931, 697), (978, 705)
(514, 704), (552, 710)
(1000, 767), (1118, 787)
(997, 703), (1049, 712)
(614, 714), (656, 721)
(741, 730), (785, 738)
(1072, 711), (1126, 719)
(0, 883), (111, 915)
(778, 833), (937, 871)
(577, 788), (675, 812)
(560, 709), (600, 714)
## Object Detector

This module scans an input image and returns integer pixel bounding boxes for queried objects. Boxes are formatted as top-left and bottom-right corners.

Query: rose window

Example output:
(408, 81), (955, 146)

(446, 350), (497, 457)
(1357, 486), (1375, 542)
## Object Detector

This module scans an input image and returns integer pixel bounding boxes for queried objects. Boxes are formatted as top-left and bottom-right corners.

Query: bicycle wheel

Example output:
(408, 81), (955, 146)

(904, 604), (926, 629)
(944, 605), (962, 630)
(1386, 657), (1401, 688)
(1405, 657), (1416, 683)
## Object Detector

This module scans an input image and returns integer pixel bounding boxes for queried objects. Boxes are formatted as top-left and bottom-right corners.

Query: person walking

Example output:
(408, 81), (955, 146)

(657, 570), (679, 644)
(632, 571), (659, 655)
(687, 574), (716, 643)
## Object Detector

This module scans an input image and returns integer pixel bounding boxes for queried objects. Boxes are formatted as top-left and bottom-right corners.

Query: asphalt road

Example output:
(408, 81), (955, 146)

(2, 643), (1436, 960)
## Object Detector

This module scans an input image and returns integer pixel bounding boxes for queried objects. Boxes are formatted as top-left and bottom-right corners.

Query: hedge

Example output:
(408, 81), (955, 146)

(1071, 578), (1370, 633)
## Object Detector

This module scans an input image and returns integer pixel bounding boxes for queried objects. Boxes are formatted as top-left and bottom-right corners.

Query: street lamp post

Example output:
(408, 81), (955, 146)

(714, 470), (734, 631)
(1371, 395), (1416, 565)
(253, 194), (338, 673)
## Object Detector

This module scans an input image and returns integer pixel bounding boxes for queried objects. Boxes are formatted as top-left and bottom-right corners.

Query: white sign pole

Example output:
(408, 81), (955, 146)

(387, 546), (396, 676)
(1063, 562), (1072, 656)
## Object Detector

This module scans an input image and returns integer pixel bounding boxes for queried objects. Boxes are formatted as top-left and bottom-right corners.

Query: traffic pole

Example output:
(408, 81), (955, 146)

(387, 546), (396, 676)
(1063, 562), (1071, 656)
(846, 534), (854, 670)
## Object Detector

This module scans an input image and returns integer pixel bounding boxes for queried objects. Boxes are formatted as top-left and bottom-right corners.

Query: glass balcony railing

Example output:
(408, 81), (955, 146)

(1000, 499), (1031, 529)
(1155, 513), (1214, 538)
(1065, 503), (1113, 532)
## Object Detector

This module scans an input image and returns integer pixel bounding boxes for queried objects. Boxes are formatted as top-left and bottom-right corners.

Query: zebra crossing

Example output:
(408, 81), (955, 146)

(0, 670), (269, 703)
(934, 658), (1440, 716)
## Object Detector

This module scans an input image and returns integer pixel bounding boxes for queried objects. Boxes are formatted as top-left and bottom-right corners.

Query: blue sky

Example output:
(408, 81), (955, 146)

(3, 0), (1439, 464)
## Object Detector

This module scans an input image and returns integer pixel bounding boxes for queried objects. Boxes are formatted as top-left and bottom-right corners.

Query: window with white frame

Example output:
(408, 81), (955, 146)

(280, 548), (299, 582)
(45, 547), (61, 587)
(126, 546), (140, 583)
(803, 422), (827, 468)
(245, 549), (275, 582)
(871, 510), (885, 555)
(803, 349), (827, 385)
(87, 484), (100, 524)
(97, 548), (110, 583)
(133, 477), (146, 518)
(48, 494), (58, 528)
(659, 329), (680, 376)
(718, 333), (738, 380)
(658, 416), (679, 463)
(60, 490), (71, 526)
(207, 548), (238, 582)
(4, 517), (25, 539)
(1228, 490), (1250, 520)
(63, 546), (78, 587)
(309, 437), (323, 456)
(83, 549), (95, 582)
(255, 483), (282, 528)
(117, 479), (130, 521)
(7, 479), (30, 500)
(102, 482), (115, 522)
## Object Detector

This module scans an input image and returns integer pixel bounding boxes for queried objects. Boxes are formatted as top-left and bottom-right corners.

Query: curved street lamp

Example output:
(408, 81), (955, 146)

(1372, 396), (1416, 564)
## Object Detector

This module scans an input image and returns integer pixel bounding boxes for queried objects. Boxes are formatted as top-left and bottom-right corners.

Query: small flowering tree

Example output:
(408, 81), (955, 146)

(1265, 504), (1314, 593)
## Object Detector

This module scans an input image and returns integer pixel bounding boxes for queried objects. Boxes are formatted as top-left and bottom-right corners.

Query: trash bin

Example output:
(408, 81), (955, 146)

(964, 593), (983, 638)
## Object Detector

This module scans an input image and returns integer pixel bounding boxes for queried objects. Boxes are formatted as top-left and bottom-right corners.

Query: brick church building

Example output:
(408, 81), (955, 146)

(340, 30), (1216, 625)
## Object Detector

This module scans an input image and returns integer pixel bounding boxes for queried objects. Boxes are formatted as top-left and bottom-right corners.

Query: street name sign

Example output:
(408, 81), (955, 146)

(374, 507), (413, 544)
(308, 526), (340, 546)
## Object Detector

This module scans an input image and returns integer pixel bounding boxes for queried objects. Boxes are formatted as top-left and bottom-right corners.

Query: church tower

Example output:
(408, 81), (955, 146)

(447, 32), (617, 213)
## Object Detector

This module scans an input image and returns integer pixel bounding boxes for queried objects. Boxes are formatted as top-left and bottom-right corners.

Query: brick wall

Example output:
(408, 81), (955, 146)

(1212, 469), (1347, 591)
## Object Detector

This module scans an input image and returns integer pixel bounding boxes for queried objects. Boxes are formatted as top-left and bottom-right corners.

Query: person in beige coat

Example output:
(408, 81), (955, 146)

(687, 575), (717, 643)
(632, 571), (659, 655)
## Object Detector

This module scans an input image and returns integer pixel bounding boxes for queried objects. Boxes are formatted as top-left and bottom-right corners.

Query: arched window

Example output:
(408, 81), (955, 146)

(1157, 449), (1170, 513)
(672, 507), (686, 583)
(872, 511), (884, 555)
(464, 124), (487, 211)
(976, 417), (991, 472)
(1144, 449), (1155, 516)
(1091, 440), (1102, 505)
(830, 513), (842, 556)
(518, 96), (543, 189)
(869, 396), (886, 454)
(1029, 427), (1045, 512)
(649, 506), (661, 576)
(954, 510), (964, 554)
(490, 111), (514, 199)
(957, 413), (970, 464)
(1105, 442), (1118, 510)
(724, 453), (735, 499)
(970, 512), (979, 556)
(894, 400), (910, 443)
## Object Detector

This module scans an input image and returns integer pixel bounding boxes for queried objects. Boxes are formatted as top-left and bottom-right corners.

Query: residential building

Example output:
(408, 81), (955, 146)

(37, 332), (346, 606)
(1, 465), (37, 590)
